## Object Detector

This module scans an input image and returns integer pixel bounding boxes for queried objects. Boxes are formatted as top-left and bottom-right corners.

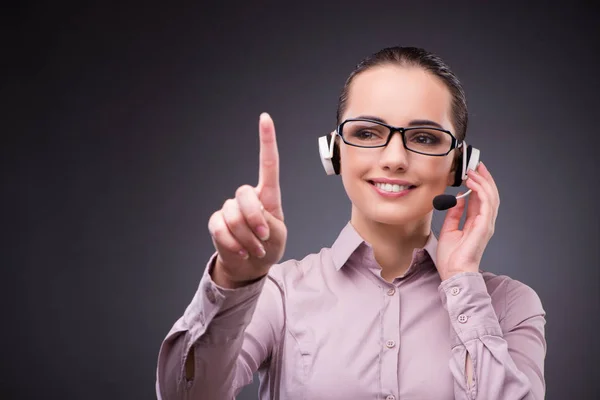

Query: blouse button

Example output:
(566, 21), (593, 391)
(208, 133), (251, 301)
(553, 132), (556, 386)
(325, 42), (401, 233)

(385, 340), (396, 348)
(386, 395), (396, 400)
(387, 288), (396, 296)
(451, 287), (460, 296)
(458, 314), (468, 324)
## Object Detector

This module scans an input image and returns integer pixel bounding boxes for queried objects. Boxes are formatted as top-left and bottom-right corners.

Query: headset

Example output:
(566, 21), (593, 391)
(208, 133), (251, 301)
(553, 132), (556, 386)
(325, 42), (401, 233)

(318, 130), (481, 209)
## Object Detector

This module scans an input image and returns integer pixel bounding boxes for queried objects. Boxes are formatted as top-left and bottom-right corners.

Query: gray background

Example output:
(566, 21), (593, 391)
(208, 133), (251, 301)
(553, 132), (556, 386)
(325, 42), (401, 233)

(3, 1), (598, 399)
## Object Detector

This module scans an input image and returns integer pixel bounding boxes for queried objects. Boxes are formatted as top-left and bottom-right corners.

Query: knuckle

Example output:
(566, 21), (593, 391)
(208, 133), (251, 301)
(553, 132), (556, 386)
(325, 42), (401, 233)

(223, 198), (235, 210)
(245, 209), (264, 225)
(222, 199), (239, 218)
(235, 185), (253, 198)
(208, 211), (222, 232)
(226, 214), (244, 230)
(212, 227), (226, 243)
(224, 240), (242, 253)
(207, 211), (216, 226)
(212, 228), (222, 240)
(262, 159), (276, 168)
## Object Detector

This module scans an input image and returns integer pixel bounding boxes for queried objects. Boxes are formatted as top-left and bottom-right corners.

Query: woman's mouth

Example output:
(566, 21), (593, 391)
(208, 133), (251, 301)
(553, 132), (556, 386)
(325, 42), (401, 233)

(368, 180), (417, 197)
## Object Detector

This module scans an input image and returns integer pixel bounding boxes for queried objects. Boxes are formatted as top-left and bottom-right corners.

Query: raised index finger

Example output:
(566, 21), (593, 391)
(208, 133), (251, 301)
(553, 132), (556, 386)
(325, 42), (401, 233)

(257, 112), (280, 192)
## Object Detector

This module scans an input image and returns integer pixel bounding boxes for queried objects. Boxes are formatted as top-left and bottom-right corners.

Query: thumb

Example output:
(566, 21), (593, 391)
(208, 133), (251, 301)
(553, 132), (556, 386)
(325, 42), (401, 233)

(263, 205), (286, 234)
(256, 187), (284, 222)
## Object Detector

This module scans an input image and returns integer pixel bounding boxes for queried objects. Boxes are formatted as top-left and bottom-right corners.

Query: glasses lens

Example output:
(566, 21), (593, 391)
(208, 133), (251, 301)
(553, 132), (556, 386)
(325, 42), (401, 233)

(342, 120), (453, 155)
(404, 128), (452, 154)
(342, 120), (389, 147)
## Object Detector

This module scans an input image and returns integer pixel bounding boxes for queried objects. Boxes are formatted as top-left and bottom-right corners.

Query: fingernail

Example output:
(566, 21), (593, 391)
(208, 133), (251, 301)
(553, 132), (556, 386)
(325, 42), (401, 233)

(239, 249), (249, 259)
(257, 225), (269, 241)
(256, 245), (266, 258)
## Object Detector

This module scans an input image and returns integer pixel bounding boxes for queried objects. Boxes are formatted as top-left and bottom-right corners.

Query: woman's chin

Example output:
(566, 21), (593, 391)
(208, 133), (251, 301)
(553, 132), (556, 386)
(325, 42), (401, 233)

(361, 202), (433, 226)
(371, 214), (417, 226)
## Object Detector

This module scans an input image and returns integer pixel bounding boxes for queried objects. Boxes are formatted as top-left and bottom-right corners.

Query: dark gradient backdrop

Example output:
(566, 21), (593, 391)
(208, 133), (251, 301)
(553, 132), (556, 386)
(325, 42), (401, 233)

(3, 1), (599, 399)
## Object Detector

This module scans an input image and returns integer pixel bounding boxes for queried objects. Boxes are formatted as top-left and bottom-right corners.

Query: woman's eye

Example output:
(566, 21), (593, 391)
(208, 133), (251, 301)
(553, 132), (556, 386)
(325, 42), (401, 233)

(355, 130), (378, 139)
(411, 134), (438, 144)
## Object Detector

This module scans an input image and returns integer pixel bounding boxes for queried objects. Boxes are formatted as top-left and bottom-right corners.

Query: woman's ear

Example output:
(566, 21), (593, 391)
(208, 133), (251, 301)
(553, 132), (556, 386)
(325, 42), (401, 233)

(447, 153), (459, 186)
(334, 132), (342, 174)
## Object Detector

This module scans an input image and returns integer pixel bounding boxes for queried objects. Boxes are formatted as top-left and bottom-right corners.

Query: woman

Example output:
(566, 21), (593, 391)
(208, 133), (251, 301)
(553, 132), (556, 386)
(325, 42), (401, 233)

(156, 47), (546, 399)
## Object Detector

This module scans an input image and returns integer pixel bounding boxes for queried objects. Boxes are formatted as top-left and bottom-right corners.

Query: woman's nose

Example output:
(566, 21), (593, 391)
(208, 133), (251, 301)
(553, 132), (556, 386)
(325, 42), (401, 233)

(378, 132), (409, 171)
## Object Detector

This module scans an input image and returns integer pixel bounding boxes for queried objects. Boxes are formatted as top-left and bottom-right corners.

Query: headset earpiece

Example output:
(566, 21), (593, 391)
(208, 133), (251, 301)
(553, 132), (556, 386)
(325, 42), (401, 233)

(453, 142), (480, 187)
(318, 132), (340, 175)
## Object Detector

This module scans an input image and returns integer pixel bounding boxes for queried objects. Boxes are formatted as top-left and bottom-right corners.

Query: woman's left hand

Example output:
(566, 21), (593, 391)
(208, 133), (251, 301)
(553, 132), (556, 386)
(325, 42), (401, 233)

(436, 162), (500, 282)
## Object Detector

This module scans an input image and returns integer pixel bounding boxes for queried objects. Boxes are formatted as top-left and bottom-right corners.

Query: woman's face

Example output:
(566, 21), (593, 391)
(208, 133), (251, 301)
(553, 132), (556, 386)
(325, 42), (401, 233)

(339, 65), (458, 227)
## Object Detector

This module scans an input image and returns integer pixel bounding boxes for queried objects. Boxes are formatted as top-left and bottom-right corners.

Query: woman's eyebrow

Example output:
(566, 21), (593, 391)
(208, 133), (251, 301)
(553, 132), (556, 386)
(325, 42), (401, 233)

(407, 119), (444, 129)
(355, 115), (387, 124)
(355, 115), (444, 129)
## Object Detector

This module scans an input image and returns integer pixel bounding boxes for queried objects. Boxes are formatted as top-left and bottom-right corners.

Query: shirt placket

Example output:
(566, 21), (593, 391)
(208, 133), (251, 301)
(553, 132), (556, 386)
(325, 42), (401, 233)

(380, 282), (401, 400)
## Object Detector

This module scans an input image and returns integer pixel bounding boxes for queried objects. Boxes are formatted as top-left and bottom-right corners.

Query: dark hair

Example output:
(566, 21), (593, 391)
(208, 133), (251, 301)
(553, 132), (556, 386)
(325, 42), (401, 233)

(336, 46), (468, 141)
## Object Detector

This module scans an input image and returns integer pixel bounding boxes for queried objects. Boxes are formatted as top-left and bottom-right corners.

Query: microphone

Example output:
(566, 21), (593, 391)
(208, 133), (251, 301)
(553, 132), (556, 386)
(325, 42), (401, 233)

(433, 190), (472, 211)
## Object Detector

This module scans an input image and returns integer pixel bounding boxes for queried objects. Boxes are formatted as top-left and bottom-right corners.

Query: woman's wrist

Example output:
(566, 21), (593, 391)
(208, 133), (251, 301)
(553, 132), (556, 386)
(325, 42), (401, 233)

(211, 258), (266, 289)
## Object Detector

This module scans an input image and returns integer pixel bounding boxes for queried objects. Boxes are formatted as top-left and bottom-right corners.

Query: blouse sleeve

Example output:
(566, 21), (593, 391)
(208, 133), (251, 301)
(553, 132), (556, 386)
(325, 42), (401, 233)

(155, 253), (285, 399)
(438, 272), (546, 400)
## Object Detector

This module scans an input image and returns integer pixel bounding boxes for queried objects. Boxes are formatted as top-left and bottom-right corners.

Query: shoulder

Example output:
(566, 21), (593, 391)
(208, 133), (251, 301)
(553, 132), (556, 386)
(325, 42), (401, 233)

(480, 270), (546, 326)
(266, 246), (334, 290)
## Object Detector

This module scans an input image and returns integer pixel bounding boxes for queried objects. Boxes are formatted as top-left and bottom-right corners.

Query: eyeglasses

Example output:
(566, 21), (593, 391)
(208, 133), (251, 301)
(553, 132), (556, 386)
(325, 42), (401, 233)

(337, 118), (462, 156)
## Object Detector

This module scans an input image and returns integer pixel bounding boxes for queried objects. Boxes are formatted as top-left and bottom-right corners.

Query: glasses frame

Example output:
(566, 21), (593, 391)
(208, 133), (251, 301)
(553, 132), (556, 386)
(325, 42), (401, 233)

(336, 118), (462, 156)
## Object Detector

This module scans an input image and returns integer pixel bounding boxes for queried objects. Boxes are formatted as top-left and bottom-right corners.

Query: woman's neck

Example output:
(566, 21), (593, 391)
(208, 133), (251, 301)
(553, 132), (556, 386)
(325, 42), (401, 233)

(350, 208), (432, 282)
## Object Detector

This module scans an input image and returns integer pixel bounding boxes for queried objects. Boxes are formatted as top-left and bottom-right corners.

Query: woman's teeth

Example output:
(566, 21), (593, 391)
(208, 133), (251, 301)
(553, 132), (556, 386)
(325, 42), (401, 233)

(374, 182), (412, 193)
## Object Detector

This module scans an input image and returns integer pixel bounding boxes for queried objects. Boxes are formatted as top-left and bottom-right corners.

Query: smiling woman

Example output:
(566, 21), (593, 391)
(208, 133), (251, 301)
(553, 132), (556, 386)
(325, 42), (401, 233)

(155, 46), (546, 400)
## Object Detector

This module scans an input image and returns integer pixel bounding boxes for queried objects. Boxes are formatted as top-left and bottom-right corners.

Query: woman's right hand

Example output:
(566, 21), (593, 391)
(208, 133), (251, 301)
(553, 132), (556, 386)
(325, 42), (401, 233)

(207, 113), (287, 288)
